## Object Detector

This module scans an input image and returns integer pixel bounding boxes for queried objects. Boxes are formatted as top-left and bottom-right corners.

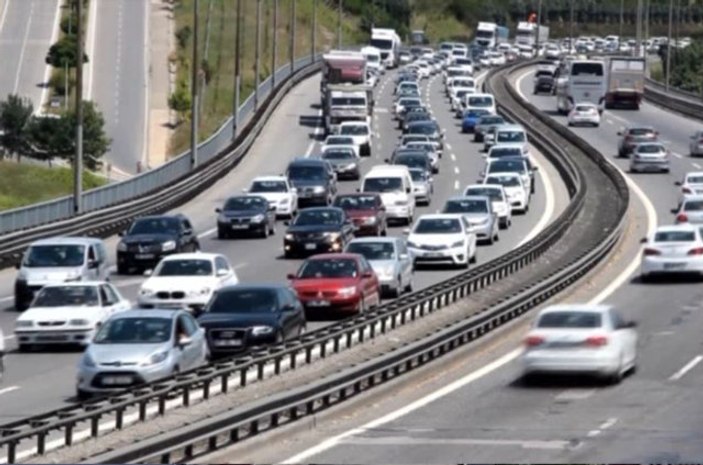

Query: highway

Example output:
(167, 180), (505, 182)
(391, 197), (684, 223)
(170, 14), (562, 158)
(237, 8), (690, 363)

(89, 0), (149, 175)
(0, 68), (568, 423)
(253, 66), (703, 464)
(0, 0), (60, 110)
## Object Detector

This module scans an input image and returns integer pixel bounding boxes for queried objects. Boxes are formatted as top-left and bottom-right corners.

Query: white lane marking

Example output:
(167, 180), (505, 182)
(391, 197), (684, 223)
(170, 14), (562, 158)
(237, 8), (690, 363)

(672, 152), (683, 159)
(0, 296), (13, 303)
(3, 334), (15, 341)
(446, 143), (452, 151)
(454, 180), (459, 190)
(197, 227), (217, 238)
(606, 119), (614, 125)
(304, 108), (324, 157)
(340, 436), (571, 450)
(669, 355), (703, 381)
(0, 0), (10, 32)
(12, 1), (34, 94)
(0, 386), (20, 397)
(38, 0), (62, 113)
(587, 417), (618, 438)
(450, 153), (456, 162)
(454, 166), (460, 175)
(281, 348), (524, 464)
(693, 163), (702, 169)
(554, 388), (595, 401)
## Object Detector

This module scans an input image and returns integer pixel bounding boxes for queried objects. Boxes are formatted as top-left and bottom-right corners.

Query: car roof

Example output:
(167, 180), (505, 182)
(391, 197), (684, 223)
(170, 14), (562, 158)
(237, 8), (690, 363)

(490, 143), (524, 151)
(495, 124), (525, 131)
(654, 224), (698, 233)
(447, 195), (490, 203)
(486, 171), (522, 178)
(348, 237), (399, 244)
(685, 171), (703, 179)
(289, 158), (328, 166)
(111, 309), (182, 319)
(159, 252), (221, 261)
(31, 236), (104, 246)
(417, 213), (464, 221)
(538, 304), (613, 315)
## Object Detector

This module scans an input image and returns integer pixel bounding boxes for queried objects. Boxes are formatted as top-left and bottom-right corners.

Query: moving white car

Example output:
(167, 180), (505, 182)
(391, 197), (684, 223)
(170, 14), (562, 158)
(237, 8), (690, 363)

(339, 121), (372, 157)
(244, 176), (298, 218)
(321, 135), (360, 158)
(13, 282), (130, 349)
(674, 195), (703, 225)
(522, 304), (638, 383)
(568, 102), (601, 127)
(483, 173), (529, 213)
(675, 171), (703, 206)
(405, 214), (477, 268)
(138, 253), (240, 312)
(463, 184), (512, 229)
(640, 224), (703, 280)
(629, 142), (670, 173)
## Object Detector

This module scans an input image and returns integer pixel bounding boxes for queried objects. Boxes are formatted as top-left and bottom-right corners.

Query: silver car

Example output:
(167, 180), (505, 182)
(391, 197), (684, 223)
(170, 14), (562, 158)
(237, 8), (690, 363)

(409, 168), (433, 206)
(345, 237), (414, 298)
(630, 142), (670, 173)
(76, 309), (208, 399)
(689, 130), (703, 157)
(442, 196), (499, 244)
(319, 146), (361, 180)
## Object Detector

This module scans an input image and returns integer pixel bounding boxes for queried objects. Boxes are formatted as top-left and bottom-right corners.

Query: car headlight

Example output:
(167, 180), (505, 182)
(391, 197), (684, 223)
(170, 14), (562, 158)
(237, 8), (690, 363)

(251, 214), (265, 223)
(313, 186), (326, 194)
(143, 351), (169, 366)
(251, 325), (275, 336)
(188, 287), (211, 296)
(162, 240), (177, 252)
(15, 320), (33, 328)
(217, 214), (228, 223)
(69, 319), (91, 327)
(285, 233), (295, 241)
(279, 198), (290, 205)
(451, 240), (465, 248)
(117, 242), (128, 252)
(337, 286), (357, 298)
(324, 232), (341, 241)
(140, 288), (154, 297)
(82, 352), (97, 368)
(345, 163), (357, 170)
(362, 216), (378, 225)
(380, 265), (395, 278)
(470, 218), (489, 226)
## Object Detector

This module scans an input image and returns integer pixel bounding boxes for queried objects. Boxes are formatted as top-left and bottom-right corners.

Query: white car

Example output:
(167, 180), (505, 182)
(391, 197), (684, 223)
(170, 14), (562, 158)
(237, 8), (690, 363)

(139, 254), (240, 312)
(464, 184), (512, 229)
(689, 130), (703, 157)
(640, 224), (703, 280)
(405, 214), (477, 268)
(674, 195), (703, 225)
(245, 176), (298, 218)
(395, 81), (419, 96)
(629, 142), (670, 173)
(483, 173), (529, 213)
(676, 171), (703, 206)
(14, 282), (131, 349)
(322, 135), (360, 156)
(415, 61), (431, 79)
(338, 121), (372, 157)
(451, 87), (476, 114)
(488, 51), (506, 66)
(446, 77), (476, 97)
(522, 304), (638, 383)
(568, 103), (601, 127)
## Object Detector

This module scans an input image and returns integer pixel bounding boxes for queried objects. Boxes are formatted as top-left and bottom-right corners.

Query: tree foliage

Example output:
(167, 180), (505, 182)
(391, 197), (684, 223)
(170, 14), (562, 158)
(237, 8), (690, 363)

(659, 40), (703, 94)
(0, 94), (34, 159)
(45, 35), (89, 68)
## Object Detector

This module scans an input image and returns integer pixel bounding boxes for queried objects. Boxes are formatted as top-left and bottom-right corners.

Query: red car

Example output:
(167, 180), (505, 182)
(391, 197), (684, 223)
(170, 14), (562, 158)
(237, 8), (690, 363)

(288, 253), (381, 315)
(332, 193), (387, 236)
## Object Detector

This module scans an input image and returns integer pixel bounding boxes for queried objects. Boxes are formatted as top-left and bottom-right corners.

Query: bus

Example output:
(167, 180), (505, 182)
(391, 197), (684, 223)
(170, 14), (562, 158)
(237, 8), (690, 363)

(556, 59), (606, 115)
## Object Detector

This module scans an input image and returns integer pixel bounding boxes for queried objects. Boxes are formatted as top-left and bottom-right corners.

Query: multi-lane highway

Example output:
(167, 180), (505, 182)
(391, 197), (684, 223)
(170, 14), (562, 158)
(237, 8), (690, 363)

(0, 66), (568, 423)
(0, 0), (60, 110)
(249, 66), (703, 464)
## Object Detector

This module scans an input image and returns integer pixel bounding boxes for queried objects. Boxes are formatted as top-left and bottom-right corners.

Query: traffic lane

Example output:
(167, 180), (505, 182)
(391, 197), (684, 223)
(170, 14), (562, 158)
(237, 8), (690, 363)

(0, 0), (60, 107)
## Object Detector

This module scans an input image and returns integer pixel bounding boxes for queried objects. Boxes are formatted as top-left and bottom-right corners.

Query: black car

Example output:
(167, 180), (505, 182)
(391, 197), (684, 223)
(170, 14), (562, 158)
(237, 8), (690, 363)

(215, 195), (276, 239)
(533, 68), (556, 94)
(402, 111), (433, 133)
(387, 149), (433, 176)
(116, 214), (199, 274)
(406, 120), (445, 151)
(198, 284), (306, 355)
(283, 207), (355, 258)
(286, 158), (337, 207)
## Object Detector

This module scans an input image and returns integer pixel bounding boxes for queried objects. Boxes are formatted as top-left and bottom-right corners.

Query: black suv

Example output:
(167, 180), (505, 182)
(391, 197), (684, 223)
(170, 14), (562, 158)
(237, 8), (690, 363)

(283, 207), (355, 258)
(286, 158), (337, 208)
(116, 214), (200, 274)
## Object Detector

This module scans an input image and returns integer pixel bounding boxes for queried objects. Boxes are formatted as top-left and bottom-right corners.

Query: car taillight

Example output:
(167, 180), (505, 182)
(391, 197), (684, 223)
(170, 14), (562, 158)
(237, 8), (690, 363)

(584, 335), (608, 347)
(683, 187), (693, 194)
(677, 213), (689, 222)
(643, 248), (661, 256)
(524, 335), (545, 347)
(688, 247), (703, 255)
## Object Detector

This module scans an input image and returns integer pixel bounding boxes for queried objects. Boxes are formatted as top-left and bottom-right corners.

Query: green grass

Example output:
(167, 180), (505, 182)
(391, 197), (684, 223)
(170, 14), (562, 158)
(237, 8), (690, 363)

(169, 0), (364, 156)
(649, 59), (664, 82)
(0, 161), (107, 211)
(411, 12), (472, 43)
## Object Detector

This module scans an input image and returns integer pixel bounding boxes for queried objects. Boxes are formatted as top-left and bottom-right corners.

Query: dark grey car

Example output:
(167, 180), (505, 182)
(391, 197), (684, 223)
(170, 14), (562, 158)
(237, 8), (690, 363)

(320, 147), (361, 180)
(216, 195), (276, 239)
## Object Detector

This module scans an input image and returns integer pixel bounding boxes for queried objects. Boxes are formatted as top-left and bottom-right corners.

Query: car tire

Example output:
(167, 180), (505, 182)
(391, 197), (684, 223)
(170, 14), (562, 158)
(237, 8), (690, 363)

(260, 226), (268, 239)
(358, 297), (366, 314)
(499, 218), (508, 230)
(470, 251), (477, 264)
(269, 222), (276, 235)
(217, 229), (228, 240)
(76, 389), (91, 401)
(390, 278), (401, 298)
(404, 276), (414, 293)
(117, 264), (130, 275)
(275, 331), (284, 344)
(18, 344), (32, 352)
(486, 233), (494, 245)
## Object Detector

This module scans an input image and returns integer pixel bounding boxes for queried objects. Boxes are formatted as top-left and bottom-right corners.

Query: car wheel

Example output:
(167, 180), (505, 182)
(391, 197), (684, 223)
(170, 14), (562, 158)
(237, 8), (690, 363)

(486, 233), (494, 245)
(470, 250), (477, 264)
(117, 263), (129, 275)
(18, 344), (32, 352)
(275, 331), (284, 344)
(404, 276), (414, 293)
(640, 273), (650, 283)
(498, 218), (508, 230)
(269, 222), (276, 235)
(607, 358), (624, 385)
(76, 389), (91, 401)
(217, 229), (227, 240)
(358, 297), (366, 314)
(261, 226), (268, 239)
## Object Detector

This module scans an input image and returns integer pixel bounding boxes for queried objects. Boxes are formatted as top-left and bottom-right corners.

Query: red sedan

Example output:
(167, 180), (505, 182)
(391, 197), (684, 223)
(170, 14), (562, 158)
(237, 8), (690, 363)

(288, 253), (381, 316)
(332, 193), (388, 236)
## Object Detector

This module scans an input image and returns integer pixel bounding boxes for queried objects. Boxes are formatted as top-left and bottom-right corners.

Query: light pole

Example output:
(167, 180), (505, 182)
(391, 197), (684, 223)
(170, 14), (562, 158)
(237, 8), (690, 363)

(232, 0), (242, 137)
(271, 0), (278, 89)
(290, 0), (295, 73)
(636, 0), (643, 56)
(311, 0), (317, 61)
(619, 0), (624, 39)
(254, 0), (261, 110)
(666, 0), (673, 91)
(74, 0), (84, 214)
(534, 0), (542, 56)
(337, 0), (342, 48)
(190, 0), (199, 168)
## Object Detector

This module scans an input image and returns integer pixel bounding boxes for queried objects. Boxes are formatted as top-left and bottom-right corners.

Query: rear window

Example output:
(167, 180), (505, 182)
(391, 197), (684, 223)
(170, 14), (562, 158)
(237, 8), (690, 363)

(636, 144), (664, 154)
(537, 311), (602, 328)
(571, 62), (604, 76)
(629, 128), (655, 136)
(687, 176), (703, 184)
(684, 201), (703, 212)
(654, 231), (696, 242)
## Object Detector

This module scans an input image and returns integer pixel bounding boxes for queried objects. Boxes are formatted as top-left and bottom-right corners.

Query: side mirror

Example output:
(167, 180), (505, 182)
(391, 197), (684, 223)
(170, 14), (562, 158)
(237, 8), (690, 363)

(216, 269), (229, 277)
(406, 187), (412, 193)
(675, 181), (682, 186)
(282, 304), (296, 312)
(291, 187), (298, 193)
(617, 130), (623, 136)
(403, 228), (411, 235)
(143, 269), (153, 276)
(178, 336), (193, 348)
(619, 321), (637, 329)
(533, 166), (539, 171)
(384, 158), (390, 163)
(640, 237), (647, 244)
(283, 220), (290, 226)
(286, 273), (296, 280)
(242, 188), (249, 193)
(268, 205), (276, 212)
(184, 228), (193, 235)
(215, 208), (222, 213)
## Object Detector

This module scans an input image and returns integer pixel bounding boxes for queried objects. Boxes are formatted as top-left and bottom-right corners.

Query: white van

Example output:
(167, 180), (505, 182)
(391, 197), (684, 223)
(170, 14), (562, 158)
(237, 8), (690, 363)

(361, 46), (384, 75)
(465, 93), (497, 115)
(361, 165), (415, 224)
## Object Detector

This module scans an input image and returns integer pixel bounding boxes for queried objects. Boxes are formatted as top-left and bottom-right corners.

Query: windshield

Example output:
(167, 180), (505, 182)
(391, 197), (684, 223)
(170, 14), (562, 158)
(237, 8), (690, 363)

(444, 199), (489, 214)
(288, 165), (327, 181)
(363, 177), (403, 193)
(250, 180), (287, 193)
(687, 176), (703, 184)
(490, 148), (522, 158)
(636, 144), (665, 154)
(23, 244), (86, 268)
(408, 124), (437, 135)
(156, 259), (213, 276)
(401, 99), (422, 107)
(395, 155), (428, 169)
(322, 150), (355, 160)
(476, 30), (493, 39)
(571, 62), (604, 76)
(207, 289), (279, 314)
(403, 136), (428, 144)
(575, 105), (595, 112)
(537, 311), (602, 328)
(468, 97), (493, 107)
(340, 125), (369, 136)
(129, 218), (180, 235)
(466, 188), (502, 201)
(334, 195), (378, 210)
(370, 38), (393, 50)
(33, 285), (99, 307)
(629, 128), (655, 136)
(410, 170), (428, 181)
(366, 55), (380, 63)
(456, 90), (474, 99)
(413, 218), (462, 234)
(95, 317), (172, 344)
(346, 242), (396, 260)
(487, 175), (521, 187)
(466, 110), (490, 118)
(294, 209), (343, 226)
(297, 258), (359, 278)
(489, 160), (526, 173)
(479, 116), (504, 125)
(654, 231), (696, 242)
(224, 197), (266, 211)
(325, 136), (354, 146)
(407, 143), (433, 153)
(331, 97), (366, 106)
(497, 131), (526, 143)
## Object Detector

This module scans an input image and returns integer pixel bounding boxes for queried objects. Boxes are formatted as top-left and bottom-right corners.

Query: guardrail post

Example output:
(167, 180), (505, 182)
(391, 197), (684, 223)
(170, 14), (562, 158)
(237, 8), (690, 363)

(7, 441), (16, 464)
(159, 395), (167, 416)
(203, 379), (211, 399)
(37, 431), (46, 455)
(116, 408), (124, 429)
(65, 422), (74, 446)
(257, 361), (265, 380)
(221, 373), (229, 393)
(229, 427), (239, 443)
(240, 368), (247, 387)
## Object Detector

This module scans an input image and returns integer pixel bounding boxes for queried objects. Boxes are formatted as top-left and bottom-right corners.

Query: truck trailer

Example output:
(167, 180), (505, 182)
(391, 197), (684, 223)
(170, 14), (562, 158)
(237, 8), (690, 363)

(604, 57), (645, 110)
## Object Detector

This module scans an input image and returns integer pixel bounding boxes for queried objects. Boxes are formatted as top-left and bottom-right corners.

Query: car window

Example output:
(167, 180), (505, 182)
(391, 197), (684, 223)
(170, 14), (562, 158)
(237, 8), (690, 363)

(182, 219), (193, 231)
(250, 180), (288, 193)
(294, 209), (343, 226)
(88, 246), (97, 261)
(654, 231), (696, 242)
(444, 199), (489, 213)
(177, 315), (197, 337)
(225, 196), (267, 210)
(105, 284), (122, 304)
(33, 285), (100, 307)
(536, 311), (602, 328)
(496, 131), (526, 143)
(298, 258), (359, 279)
(155, 259), (214, 276)
(99, 285), (110, 306)
(686, 176), (703, 184)
(683, 200), (703, 212)
(208, 288), (279, 313)
(363, 177), (404, 193)
(414, 218), (462, 234)
(95, 317), (172, 344)
(288, 165), (327, 181)
(346, 242), (396, 260)
(637, 144), (665, 154)
(129, 218), (181, 235)
(23, 244), (86, 268)
(215, 256), (230, 273)
(334, 195), (379, 210)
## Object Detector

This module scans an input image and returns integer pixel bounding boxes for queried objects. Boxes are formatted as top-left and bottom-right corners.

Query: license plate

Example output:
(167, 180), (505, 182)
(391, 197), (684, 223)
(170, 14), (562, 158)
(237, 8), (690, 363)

(231, 224), (249, 230)
(214, 339), (242, 347)
(37, 335), (68, 342)
(424, 252), (443, 257)
(664, 262), (686, 270)
(102, 376), (133, 385)
(135, 254), (154, 260)
(305, 243), (317, 250)
(308, 300), (330, 307)
(548, 341), (580, 348)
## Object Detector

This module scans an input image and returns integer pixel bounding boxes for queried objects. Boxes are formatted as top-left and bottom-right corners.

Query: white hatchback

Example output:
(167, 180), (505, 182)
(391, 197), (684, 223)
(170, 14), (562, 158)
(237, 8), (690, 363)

(675, 171), (703, 206)
(464, 184), (512, 229)
(568, 103), (601, 127)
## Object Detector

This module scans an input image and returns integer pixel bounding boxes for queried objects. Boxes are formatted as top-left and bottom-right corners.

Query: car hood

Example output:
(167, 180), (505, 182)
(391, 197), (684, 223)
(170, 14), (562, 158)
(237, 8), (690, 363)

(142, 276), (218, 291)
(376, 191), (410, 206)
(255, 192), (292, 202)
(87, 342), (171, 366)
(219, 209), (265, 218)
(461, 212), (492, 223)
(19, 305), (105, 323)
(287, 224), (343, 234)
(289, 179), (326, 189)
(18, 267), (84, 284)
(121, 233), (177, 245)
(344, 209), (379, 219)
(292, 278), (360, 292)
(197, 312), (280, 328)
(368, 260), (398, 274)
(408, 233), (465, 245)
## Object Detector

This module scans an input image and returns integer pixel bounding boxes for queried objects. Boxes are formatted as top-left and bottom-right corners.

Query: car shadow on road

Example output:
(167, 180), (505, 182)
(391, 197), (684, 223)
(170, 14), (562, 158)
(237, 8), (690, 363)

(299, 114), (324, 129)
(508, 373), (612, 389)
(631, 274), (703, 285)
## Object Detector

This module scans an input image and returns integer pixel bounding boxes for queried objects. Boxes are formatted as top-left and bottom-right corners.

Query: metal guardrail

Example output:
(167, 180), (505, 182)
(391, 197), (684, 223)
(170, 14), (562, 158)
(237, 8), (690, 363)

(0, 55), (316, 237)
(644, 77), (703, 122)
(0, 55), (317, 270)
(0, 59), (629, 463)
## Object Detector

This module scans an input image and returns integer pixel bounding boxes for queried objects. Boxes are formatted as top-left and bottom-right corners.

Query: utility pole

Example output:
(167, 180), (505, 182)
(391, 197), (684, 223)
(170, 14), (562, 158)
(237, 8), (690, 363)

(535, 0), (542, 56)
(666, 0), (673, 91)
(290, 0), (295, 73)
(272, 0), (278, 89)
(254, 0), (261, 110)
(644, 0), (650, 47)
(636, 0), (643, 56)
(190, 0), (199, 168)
(311, 0), (317, 61)
(232, 0), (242, 137)
(569, 0), (574, 51)
(74, 0), (84, 214)
(619, 0), (624, 39)
(337, 0), (342, 48)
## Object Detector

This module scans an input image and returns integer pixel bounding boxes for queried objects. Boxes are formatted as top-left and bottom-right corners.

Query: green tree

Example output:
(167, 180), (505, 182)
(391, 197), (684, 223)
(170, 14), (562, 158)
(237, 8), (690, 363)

(45, 35), (88, 68)
(168, 80), (192, 124)
(0, 94), (34, 161)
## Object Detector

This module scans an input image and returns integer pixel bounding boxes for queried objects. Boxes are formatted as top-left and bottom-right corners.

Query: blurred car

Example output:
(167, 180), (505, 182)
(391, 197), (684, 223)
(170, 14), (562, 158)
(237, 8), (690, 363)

(689, 130), (703, 157)
(522, 305), (637, 383)
(640, 224), (703, 280)
(321, 135), (359, 158)
(215, 195), (276, 239)
(287, 158), (338, 207)
(198, 284), (306, 354)
(345, 237), (414, 298)
(462, 108), (492, 134)
(674, 195), (703, 225)
(617, 126), (658, 158)
(486, 144), (525, 161)
(332, 193), (388, 237)
(138, 253), (239, 313)
(388, 149), (433, 177)
(409, 167), (434, 206)
(339, 121), (372, 157)
(244, 176), (298, 219)
(533, 66), (556, 94)
(675, 171), (703, 206)
(14, 282), (130, 350)
(463, 184), (512, 229)
(629, 142), (670, 173)
(473, 115), (506, 142)
(406, 120), (445, 152)
(568, 103), (601, 127)
(394, 97), (423, 121)
(482, 157), (536, 194)
(405, 214), (477, 268)
(288, 254), (381, 315)
(441, 196), (499, 244)
(76, 309), (208, 398)
(283, 207), (355, 258)
(404, 140), (439, 172)
(483, 173), (529, 213)
(320, 146), (361, 180)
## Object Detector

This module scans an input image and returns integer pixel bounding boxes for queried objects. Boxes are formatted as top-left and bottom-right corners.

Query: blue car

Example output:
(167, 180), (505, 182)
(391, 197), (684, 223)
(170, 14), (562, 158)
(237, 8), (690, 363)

(462, 109), (491, 133)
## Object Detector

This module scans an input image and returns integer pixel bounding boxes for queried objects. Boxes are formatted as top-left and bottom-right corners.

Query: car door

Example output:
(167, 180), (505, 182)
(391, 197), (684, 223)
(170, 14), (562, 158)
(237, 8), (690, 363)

(98, 285), (118, 322)
(277, 289), (297, 339)
(176, 314), (200, 369)
(358, 257), (378, 305)
(397, 239), (413, 284)
(610, 309), (636, 365)
(105, 284), (130, 312)
(184, 313), (207, 364)
(214, 256), (236, 288)
(96, 243), (110, 280)
(86, 245), (100, 280)
(181, 218), (197, 250)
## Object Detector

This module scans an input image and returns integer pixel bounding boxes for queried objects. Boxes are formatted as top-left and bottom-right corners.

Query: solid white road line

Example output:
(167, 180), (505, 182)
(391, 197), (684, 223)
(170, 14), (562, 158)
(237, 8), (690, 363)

(3, 334), (15, 341)
(0, 386), (20, 397)
(454, 180), (460, 190)
(38, 0), (62, 113)
(0, 296), (12, 303)
(672, 152), (683, 159)
(669, 355), (703, 381)
(304, 109), (324, 157)
(0, 0), (10, 33)
(693, 163), (702, 169)
(12, 1), (34, 94)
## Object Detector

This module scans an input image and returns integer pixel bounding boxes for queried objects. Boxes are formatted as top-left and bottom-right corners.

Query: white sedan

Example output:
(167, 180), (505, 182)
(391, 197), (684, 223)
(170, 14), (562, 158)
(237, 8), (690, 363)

(675, 171), (703, 206)
(464, 184), (512, 229)
(405, 214), (477, 268)
(245, 176), (298, 218)
(14, 282), (131, 349)
(138, 253), (239, 312)
(640, 224), (703, 280)
(483, 173), (529, 213)
(567, 103), (601, 127)
(522, 304), (637, 383)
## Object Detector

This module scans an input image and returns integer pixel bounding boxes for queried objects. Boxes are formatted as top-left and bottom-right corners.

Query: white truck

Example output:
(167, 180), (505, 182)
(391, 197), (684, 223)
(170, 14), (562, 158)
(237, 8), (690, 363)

(371, 28), (401, 68)
(515, 22), (549, 47)
(324, 84), (374, 136)
(604, 57), (645, 110)
(475, 22), (509, 49)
